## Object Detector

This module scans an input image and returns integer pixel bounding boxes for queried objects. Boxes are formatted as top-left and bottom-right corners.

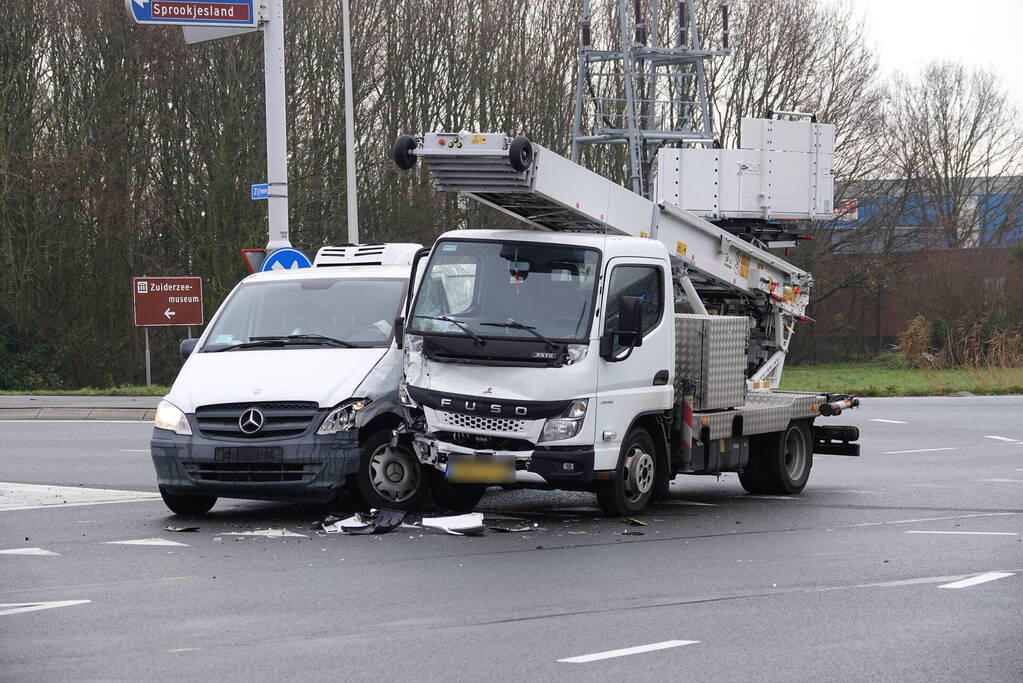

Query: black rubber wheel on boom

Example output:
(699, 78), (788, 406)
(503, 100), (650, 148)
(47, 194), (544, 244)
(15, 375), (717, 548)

(508, 136), (533, 171)
(393, 134), (418, 170)
(428, 469), (487, 513)
(596, 428), (657, 516)
(751, 421), (813, 495)
(159, 486), (217, 515)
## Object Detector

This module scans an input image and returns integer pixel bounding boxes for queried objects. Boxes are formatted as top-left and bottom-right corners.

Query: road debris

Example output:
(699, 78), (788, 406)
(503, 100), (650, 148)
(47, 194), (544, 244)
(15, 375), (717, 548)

(222, 528), (308, 538)
(624, 517), (648, 526)
(486, 516), (534, 533)
(621, 529), (645, 536)
(166, 526), (200, 533)
(421, 513), (485, 536)
(321, 509), (406, 535)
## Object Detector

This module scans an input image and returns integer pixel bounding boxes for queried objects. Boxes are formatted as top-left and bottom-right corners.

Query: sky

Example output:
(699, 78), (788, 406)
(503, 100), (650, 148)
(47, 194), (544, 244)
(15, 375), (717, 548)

(848, 0), (1023, 108)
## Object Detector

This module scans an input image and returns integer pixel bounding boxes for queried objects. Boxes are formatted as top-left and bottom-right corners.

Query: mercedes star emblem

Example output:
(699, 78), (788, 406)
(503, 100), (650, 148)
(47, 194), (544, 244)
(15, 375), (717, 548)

(239, 408), (265, 434)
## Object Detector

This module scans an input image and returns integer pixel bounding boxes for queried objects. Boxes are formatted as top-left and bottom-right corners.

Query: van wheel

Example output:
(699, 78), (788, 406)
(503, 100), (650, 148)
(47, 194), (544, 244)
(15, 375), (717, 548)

(751, 421), (813, 494)
(356, 430), (426, 511)
(429, 469), (487, 513)
(596, 428), (657, 516)
(159, 486), (216, 515)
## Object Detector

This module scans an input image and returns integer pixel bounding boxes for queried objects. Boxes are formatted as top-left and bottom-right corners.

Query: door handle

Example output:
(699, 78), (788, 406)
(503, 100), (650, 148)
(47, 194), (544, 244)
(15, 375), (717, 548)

(653, 370), (669, 386)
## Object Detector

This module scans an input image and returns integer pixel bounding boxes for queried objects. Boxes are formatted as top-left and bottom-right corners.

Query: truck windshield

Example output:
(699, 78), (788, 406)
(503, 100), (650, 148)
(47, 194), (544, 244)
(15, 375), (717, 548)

(407, 240), (600, 342)
(201, 277), (406, 351)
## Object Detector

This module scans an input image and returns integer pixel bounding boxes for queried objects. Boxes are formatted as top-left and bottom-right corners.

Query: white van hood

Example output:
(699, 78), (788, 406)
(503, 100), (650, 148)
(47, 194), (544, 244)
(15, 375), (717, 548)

(166, 348), (389, 412)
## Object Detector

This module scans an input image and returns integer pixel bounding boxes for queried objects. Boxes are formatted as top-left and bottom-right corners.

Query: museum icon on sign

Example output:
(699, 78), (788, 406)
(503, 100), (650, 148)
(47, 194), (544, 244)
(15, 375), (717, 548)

(137, 282), (148, 294)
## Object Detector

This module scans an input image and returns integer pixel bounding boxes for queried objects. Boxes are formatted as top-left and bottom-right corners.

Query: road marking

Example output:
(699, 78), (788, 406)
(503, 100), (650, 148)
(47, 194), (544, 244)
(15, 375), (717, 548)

(0, 547), (59, 556)
(661, 500), (718, 507)
(118, 449), (150, 453)
(904, 531), (1018, 536)
(0, 482), (160, 511)
(851, 512), (1021, 528)
(558, 640), (699, 663)
(0, 600), (91, 616)
(883, 447), (954, 454)
(165, 648), (199, 654)
(745, 495), (800, 501)
(105, 538), (188, 547)
(937, 572), (1015, 589)
(870, 419), (907, 424)
(984, 435), (1017, 442)
(973, 478), (1023, 484)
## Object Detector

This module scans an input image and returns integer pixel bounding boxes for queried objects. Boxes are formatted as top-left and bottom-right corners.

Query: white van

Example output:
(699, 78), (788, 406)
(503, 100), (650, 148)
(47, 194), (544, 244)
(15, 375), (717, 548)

(150, 244), (427, 515)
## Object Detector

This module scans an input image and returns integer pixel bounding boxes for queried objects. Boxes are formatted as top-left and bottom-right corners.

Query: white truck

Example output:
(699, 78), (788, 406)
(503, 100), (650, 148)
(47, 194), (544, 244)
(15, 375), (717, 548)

(150, 243), (430, 514)
(391, 124), (859, 515)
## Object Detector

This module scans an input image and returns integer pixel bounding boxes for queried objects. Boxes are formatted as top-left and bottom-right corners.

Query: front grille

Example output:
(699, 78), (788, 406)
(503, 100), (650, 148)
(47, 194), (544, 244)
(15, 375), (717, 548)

(437, 411), (527, 433)
(195, 402), (319, 439)
(184, 461), (317, 483)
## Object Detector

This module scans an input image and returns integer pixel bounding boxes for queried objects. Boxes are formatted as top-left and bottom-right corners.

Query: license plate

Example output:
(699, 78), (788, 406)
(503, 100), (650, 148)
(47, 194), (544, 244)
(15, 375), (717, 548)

(215, 447), (283, 463)
(446, 457), (515, 484)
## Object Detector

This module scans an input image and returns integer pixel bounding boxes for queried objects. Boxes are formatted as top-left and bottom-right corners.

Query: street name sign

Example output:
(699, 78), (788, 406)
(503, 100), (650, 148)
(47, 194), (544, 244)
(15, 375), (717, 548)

(251, 183), (270, 200)
(133, 277), (204, 327)
(125, 0), (258, 28)
(260, 248), (312, 272)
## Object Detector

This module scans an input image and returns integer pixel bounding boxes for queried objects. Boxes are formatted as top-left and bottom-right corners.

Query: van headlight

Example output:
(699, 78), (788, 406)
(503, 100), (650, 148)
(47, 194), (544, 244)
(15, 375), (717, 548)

(539, 399), (588, 442)
(154, 400), (192, 435)
(317, 398), (372, 434)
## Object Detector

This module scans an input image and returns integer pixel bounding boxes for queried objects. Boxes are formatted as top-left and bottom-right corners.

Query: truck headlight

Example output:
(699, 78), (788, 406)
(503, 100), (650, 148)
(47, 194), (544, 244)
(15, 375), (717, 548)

(405, 334), (424, 353)
(566, 344), (588, 365)
(539, 399), (588, 442)
(317, 398), (372, 434)
(399, 382), (417, 408)
(154, 400), (191, 435)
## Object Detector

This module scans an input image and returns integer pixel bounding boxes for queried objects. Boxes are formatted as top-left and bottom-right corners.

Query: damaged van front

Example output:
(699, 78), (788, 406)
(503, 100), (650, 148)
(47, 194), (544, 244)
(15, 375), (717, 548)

(151, 246), (427, 514)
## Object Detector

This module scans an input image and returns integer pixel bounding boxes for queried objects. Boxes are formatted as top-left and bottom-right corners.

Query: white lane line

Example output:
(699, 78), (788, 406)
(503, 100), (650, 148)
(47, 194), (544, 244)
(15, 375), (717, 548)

(558, 640), (699, 663)
(937, 572), (1015, 589)
(984, 435), (1017, 442)
(661, 500), (718, 507)
(851, 512), (1021, 528)
(105, 538), (188, 547)
(973, 478), (1023, 484)
(118, 449), (150, 453)
(0, 547), (60, 556)
(870, 419), (907, 424)
(883, 447), (954, 454)
(904, 531), (1018, 536)
(0, 482), (160, 511)
(0, 600), (91, 616)
(744, 495), (801, 501)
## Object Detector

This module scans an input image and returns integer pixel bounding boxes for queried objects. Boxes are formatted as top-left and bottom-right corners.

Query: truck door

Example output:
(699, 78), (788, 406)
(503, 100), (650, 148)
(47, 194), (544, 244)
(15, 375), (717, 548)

(594, 258), (673, 468)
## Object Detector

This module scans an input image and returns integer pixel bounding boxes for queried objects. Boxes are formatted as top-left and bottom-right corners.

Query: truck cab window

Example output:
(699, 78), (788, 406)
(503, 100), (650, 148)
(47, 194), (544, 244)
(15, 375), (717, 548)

(603, 265), (663, 352)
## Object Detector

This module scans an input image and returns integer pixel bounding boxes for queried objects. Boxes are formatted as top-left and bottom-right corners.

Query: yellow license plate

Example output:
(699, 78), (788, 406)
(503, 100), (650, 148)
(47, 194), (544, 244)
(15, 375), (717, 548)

(446, 458), (514, 484)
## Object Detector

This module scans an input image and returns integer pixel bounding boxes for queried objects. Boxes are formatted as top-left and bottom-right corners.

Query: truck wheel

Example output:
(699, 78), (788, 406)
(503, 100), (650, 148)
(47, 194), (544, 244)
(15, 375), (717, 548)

(737, 465), (764, 494)
(428, 469), (487, 513)
(754, 421), (813, 494)
(596, 428), (657, 516)
(356, 430), (426, 511)
(508, 136), (533, 171)
(393, 134), (418, 170)
(159, 486), (216, 515)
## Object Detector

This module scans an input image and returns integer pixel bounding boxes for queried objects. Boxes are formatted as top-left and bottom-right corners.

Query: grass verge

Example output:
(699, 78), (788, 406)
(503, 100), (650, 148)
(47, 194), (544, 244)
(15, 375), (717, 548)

(780, 363), (1023, 397)
(5, 385), (171, 397)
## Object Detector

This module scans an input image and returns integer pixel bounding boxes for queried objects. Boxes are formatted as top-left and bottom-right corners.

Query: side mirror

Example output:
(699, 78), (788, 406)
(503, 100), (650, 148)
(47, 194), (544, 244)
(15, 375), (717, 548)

(179, 338), (199, 362)
(618, 295), (645, 348)
(394, 317), (405, 348)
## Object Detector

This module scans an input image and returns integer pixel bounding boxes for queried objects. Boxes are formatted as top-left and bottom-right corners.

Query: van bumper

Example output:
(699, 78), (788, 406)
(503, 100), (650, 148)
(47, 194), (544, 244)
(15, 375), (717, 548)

(150, 429), (362, 503)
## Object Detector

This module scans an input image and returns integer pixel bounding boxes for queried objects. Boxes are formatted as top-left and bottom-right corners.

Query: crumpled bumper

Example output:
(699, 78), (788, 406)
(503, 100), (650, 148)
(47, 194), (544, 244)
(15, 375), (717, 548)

(150, 428), (362, 503)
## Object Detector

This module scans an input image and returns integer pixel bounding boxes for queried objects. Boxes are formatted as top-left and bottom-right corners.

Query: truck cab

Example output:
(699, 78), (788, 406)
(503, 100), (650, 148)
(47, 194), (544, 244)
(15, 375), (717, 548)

(151, 243), (428, 514)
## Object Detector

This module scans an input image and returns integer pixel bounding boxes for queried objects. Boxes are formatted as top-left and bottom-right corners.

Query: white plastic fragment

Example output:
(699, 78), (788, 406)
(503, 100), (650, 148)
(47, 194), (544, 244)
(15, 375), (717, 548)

(421, 512), (486, 536)
(222, 528), (308, 538)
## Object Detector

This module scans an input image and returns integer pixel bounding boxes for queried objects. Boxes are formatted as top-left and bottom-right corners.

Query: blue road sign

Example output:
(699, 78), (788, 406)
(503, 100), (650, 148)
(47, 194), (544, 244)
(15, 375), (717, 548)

(260, 248), (312, 272)
(251, 183), (270, 200)
(125, 0), (258, 27)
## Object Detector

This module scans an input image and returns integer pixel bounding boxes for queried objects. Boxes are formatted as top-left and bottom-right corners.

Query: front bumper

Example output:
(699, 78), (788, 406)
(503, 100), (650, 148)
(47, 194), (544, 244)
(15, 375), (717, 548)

(412, 434), (595, 488)
(151, 428), (362, 503)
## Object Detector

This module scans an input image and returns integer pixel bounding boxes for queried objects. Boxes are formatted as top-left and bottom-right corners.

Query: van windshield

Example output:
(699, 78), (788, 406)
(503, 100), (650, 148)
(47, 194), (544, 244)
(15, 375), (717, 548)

(201, 277), (406, 351)
(407, 239), (600, 342)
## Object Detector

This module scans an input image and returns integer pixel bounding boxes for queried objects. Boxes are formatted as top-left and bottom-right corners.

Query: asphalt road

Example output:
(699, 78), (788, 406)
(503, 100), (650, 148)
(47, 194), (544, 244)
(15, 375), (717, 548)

(1, 396), (1021, 681)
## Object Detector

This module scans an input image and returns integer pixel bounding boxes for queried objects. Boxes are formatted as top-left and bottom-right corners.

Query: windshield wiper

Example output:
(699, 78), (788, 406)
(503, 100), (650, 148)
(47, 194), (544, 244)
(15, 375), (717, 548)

(210, 334), (357, 352)
(479, 319), (560, 351)
(413, 315), (486, 347)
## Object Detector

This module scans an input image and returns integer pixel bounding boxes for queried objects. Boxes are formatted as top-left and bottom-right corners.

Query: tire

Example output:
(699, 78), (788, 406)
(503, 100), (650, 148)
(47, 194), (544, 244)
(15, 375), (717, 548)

(159, 486), (216, 515)
(393, 134), (418, 170)
(355, 430), (426, 511)
(428, 469), (487, 513)
(737, 463), (764, 494)
(596, 428), (657, 516)
(750, 421), (813, 494)
(508, 136), (533, 171)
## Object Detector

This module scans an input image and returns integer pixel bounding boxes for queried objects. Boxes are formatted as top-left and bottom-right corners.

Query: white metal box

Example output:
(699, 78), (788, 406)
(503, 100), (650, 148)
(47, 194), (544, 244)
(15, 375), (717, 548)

(674, 314), (749, 411)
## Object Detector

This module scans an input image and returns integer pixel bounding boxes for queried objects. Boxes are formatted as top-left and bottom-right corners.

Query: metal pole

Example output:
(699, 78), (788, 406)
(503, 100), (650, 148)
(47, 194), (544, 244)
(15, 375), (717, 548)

(342, 0), (359, 244)
(264, 0), (291, 250)
(144, 328), (152, 387)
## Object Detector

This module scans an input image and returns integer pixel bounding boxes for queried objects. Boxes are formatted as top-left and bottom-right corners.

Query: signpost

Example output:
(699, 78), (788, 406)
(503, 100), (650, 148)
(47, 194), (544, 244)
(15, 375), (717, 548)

(260, 248), (312, 272)
(133, 277), (204, 386)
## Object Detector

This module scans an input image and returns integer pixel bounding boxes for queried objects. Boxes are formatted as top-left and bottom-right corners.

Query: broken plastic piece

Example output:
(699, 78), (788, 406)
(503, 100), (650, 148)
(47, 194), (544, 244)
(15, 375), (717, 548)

(621, 529), (645, 536)
(421, 512), (485, 536)
(222, 528), (308, 538)
(624, 517), (648, 526)
(323, 514), (366, 534)
(335, 509), (407, 535)
(165, 526), (200, 532)
(486, 516), (532, 533)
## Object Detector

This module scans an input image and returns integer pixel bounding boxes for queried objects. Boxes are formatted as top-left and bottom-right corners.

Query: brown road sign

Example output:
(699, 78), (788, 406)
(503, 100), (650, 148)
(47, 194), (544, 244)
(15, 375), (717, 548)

(133, 277), (204, 327)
